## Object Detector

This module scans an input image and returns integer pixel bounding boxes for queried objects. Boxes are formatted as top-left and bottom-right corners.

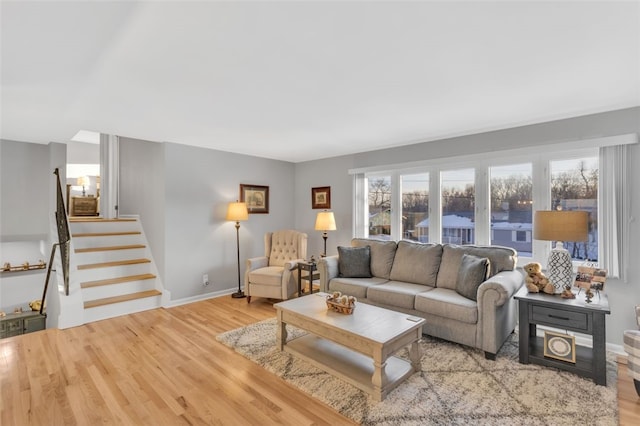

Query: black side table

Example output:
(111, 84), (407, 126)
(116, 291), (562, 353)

(514, 285), (610, 385)
(297, 261), (319, 296)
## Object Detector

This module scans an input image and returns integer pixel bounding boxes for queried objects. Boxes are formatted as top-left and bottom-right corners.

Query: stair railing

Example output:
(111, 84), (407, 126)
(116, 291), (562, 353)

(40, 168), (71, 311)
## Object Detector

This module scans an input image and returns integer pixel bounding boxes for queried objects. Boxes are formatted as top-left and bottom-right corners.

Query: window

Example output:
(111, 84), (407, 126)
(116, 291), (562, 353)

(550, 157), (598, 261)
(490, 163), (532, 255)
(357, 151), (604, 265)
(441, 169), (475, 244)
(401, 173), (429, 242)
(367, 175), (392, 239)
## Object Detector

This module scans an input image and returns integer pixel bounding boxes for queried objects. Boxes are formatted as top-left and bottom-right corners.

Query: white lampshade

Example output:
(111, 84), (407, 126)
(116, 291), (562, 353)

(315, 211), (336, 232)
(226, 201), (248, 222)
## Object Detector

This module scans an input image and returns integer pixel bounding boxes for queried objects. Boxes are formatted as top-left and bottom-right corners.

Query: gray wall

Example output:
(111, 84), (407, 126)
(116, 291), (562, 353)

(119, 140), (295, 300)
(0, 139), (50, 240)
(294, 106), (640, 346)
(119, 137), (166, 280)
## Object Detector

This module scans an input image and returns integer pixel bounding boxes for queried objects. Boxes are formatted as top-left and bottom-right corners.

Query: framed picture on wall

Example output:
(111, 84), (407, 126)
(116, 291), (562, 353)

(240, 184), (269, 214)
(312, 186), (331, 209)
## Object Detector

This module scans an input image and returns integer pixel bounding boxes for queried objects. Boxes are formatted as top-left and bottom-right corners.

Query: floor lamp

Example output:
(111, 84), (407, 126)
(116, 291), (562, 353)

(315, 210), (336, 257)
(534, 210), (588, 293)
(227, 201), (248, 298)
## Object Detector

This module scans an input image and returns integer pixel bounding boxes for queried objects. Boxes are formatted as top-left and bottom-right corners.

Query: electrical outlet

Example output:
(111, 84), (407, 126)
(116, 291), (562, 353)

(202, 274), (209, 286)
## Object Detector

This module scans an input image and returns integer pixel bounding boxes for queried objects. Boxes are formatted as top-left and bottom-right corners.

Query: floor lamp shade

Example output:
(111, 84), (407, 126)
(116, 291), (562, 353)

(534, 210), (589, 293)
(227, 201), (248, 298)
(315, 211), (336, 257)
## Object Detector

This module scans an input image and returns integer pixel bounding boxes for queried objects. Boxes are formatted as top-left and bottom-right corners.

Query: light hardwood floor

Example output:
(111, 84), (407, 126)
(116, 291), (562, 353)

(1, 296), (639, 425)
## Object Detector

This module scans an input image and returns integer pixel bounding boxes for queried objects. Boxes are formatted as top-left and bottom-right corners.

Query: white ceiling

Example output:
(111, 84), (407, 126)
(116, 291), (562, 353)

(1, 1), (639, 163)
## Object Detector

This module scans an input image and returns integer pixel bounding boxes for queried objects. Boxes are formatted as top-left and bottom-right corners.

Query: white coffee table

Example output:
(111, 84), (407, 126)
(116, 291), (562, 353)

(274, 293), (425, 401)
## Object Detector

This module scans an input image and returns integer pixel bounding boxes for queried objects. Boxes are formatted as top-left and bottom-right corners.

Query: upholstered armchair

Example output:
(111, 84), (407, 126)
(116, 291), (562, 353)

(623, 305), (640, 396)
(245, 230), (308, 303)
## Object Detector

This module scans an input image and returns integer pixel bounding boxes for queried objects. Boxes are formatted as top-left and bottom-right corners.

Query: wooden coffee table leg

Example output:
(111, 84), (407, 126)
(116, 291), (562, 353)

(372, 350), (388, 402)
(409, 339), (421, 372)
(276, 313), (287, 351)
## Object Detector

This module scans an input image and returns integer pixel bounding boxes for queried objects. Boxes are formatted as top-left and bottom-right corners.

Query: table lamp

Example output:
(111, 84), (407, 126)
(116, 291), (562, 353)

(315, 210), (336, 257)
(77, 176), (90, 196)
(226, 201), (249, 298)
(533, 210), (589, 293)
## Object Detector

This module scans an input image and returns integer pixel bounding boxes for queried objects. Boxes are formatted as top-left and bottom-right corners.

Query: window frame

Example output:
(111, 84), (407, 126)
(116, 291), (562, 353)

(356, 147), (601, 268)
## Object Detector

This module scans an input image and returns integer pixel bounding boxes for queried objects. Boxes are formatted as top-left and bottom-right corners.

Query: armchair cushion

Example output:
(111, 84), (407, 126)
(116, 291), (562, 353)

(248, 266), (286, 287)
(338, 246), (372, 278)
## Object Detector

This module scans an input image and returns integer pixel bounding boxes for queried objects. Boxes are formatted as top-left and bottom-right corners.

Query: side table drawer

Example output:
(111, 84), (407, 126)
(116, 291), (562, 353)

(532, 305), (588, 331)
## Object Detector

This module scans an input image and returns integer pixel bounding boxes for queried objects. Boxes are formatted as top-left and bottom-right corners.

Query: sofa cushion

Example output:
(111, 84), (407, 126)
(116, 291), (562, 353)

(367, 281), (435, 310)
(352, 238), (397, 279)
(455, 254), (490, 301)
(415, 288), (478, 324)
(389, 241), (442, 286)
(436, 244), (517, 289)
(327, 277), (388, 299)
(338, 246), (372, 278)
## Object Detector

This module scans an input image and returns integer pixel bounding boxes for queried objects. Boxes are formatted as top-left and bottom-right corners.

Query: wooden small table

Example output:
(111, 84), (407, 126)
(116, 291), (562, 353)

(275, 293), (425, 401)
(514, 286), (610, 385)
(297, 261), (319, 296)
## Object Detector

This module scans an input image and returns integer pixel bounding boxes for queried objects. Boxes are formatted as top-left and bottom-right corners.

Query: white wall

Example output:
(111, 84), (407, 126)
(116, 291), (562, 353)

(294, 106), (640, 346)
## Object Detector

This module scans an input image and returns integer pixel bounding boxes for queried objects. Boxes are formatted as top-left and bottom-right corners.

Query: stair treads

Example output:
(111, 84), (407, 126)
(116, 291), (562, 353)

(84, 290), (162, 309)
(81, 273), (156, 289)
(72, 231), (141, 238)
(78, 258), (151, 270)
(69, 218), (137, 223)
(75, 244), (146, 253)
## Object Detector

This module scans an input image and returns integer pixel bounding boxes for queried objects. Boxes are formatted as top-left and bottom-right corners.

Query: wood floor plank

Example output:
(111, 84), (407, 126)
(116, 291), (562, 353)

(2, 295), (638, 425)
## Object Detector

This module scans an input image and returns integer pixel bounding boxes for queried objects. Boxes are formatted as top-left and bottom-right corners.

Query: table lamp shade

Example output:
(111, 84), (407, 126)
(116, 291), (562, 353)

(534, 210), (589, 293)
(226, 202), (248, 222)
(315, 211), (336, 231)
(533, 210), (589, 242)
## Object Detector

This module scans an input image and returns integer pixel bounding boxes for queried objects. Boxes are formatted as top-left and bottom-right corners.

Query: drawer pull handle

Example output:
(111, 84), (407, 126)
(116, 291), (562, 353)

(549, 314), (570, 321)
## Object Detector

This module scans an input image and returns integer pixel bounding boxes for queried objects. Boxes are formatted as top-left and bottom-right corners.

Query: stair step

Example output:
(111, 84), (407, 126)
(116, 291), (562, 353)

(75, 244), (146, 254)
(78, 258), (151, 270)
(69, 218), (137, 223)
(84, 290), (162, 309)
(72, 231), (141, 238)
(81, 273), (157, 289)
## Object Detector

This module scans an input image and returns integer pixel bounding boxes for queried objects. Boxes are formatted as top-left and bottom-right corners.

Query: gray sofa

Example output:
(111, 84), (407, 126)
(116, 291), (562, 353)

(318, 238), (523, 359)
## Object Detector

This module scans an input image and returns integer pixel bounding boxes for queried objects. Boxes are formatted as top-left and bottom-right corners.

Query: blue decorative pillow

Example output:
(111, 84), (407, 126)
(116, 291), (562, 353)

(456, 254), (490, 301)
(338, 246), (372, 278)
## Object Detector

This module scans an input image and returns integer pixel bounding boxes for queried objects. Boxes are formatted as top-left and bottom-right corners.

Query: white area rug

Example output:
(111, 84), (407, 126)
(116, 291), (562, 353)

(216, 318), (618, 425)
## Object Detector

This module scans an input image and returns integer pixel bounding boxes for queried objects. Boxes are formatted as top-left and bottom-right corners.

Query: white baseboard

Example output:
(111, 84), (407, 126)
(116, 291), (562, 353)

(164, 288), (237, 308)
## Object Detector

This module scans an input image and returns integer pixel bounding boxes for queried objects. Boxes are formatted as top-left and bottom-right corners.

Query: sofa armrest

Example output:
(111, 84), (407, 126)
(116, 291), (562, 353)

(318, 255), (339, 293)
(477, 270), (524, 307)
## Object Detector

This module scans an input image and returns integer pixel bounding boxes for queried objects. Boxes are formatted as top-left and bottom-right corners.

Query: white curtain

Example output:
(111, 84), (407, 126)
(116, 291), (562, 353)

(599, 144), (629, 281)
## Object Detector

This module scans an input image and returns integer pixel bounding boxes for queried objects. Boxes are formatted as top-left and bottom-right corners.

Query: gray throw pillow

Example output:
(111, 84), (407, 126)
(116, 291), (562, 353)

(338, 245), (372, 278)
(456, 254), (490, 301)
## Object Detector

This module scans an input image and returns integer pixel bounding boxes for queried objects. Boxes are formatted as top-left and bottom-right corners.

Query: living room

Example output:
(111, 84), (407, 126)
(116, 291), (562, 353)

(1, 1), (639, 424)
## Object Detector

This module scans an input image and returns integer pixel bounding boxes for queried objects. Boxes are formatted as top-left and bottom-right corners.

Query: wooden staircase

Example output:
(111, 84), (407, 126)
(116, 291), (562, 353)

(69, 217), (163, 323)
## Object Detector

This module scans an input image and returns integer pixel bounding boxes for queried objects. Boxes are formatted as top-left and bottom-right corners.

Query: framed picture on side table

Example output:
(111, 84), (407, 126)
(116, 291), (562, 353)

(543, 330), (576, 363)
(240, 184), (269, 214)
(312, 186), (331, 209)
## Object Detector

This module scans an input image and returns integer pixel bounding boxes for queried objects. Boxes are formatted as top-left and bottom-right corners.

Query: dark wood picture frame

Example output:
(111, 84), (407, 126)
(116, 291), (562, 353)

(311, 186), (331, 209)
(543, 330), (576, 363)
(240, 184), (269, 214)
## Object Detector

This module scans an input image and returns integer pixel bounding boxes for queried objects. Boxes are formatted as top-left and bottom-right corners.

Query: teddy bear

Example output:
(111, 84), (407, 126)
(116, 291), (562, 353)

(523, 262), (555, 294)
